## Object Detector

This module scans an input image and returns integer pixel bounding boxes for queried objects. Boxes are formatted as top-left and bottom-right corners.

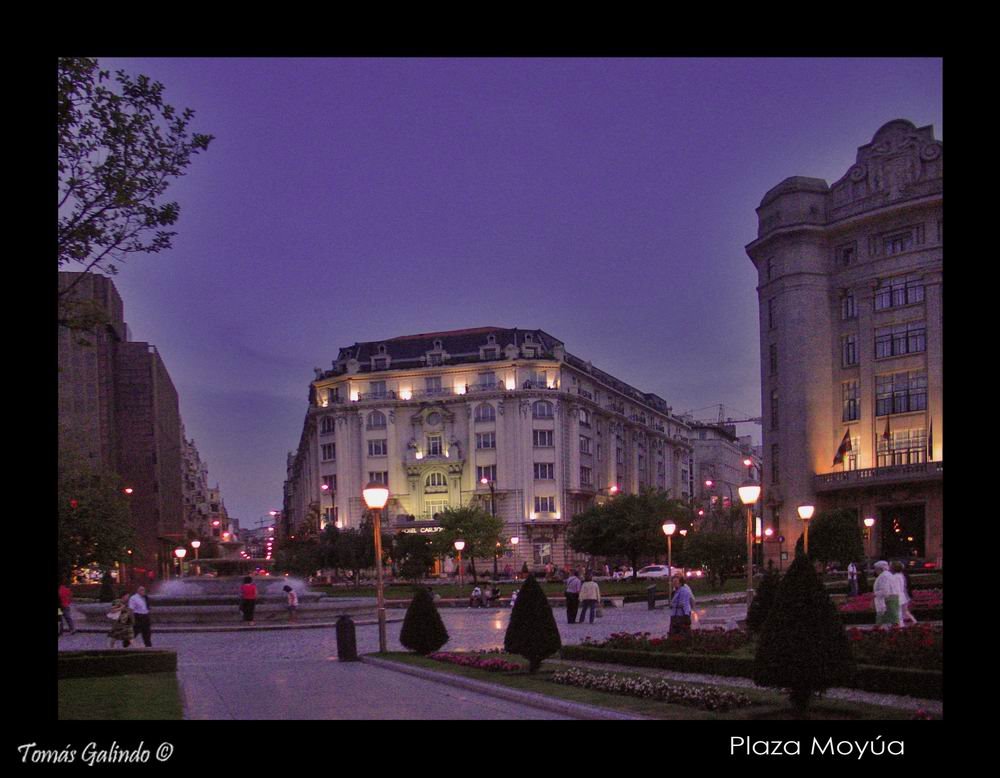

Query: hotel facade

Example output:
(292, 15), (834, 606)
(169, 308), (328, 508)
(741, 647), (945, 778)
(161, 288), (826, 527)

(283, 327), (693, 572)
(745, 120), (943, 567)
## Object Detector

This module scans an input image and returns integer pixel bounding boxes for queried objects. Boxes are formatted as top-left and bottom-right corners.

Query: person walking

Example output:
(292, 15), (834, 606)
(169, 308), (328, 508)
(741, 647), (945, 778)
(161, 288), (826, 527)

(128, 586), (153, 646)
(283, 584), (299, 622)
(58, 580), (76, 635)
(564, 569), (582, 624)
(240, 576), (258, 625)
(578, 574), (601, 624)
(872, 561), (902, 628)
(669, 575), (695, 636)
(891, 561), (918, 626)
(847, 561), (859, 597)
(107, 597), (134, 649)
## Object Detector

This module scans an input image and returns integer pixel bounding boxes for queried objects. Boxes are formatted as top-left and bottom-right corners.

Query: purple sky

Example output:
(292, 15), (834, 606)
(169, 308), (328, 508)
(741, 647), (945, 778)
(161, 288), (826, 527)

(94, 57), (943, 527)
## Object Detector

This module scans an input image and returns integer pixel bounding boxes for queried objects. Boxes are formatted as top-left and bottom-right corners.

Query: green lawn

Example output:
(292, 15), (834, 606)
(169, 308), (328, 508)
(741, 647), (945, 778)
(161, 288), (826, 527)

(58, 673), (183, 720)
(377, 652), (915, 720)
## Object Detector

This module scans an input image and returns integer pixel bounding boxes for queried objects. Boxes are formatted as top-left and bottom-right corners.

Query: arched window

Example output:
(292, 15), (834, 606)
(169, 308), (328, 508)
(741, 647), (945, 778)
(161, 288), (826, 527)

(533, 401), (553, 419)
(474, 403), (496, 422)
(367, 410), (387, 429)
(425, 472), (448, 490)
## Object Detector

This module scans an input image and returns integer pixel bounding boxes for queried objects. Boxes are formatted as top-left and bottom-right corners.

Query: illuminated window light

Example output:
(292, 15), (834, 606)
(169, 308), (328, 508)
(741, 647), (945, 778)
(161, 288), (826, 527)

(400, 388), (412, 400)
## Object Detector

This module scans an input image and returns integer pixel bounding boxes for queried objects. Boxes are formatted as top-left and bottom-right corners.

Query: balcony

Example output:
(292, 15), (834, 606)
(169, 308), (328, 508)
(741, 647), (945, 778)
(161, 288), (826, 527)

(814, 461), (943, 493)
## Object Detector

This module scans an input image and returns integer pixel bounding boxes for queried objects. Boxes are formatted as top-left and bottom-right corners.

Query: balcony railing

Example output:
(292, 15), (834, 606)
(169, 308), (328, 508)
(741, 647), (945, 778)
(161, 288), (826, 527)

(814, 461), (943, 492)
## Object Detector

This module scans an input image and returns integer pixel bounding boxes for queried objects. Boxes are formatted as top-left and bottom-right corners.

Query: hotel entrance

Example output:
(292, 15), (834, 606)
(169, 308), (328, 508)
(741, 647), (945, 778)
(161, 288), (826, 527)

(878, 504), (926, 560)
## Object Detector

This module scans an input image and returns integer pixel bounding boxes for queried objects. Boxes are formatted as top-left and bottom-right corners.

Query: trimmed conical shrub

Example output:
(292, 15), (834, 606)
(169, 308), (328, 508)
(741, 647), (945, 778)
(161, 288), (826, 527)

(504, 574), (561, 672)
(753, 555), (855, 715)
(746, 568), (781, 634)
(399, 587), (449, 655)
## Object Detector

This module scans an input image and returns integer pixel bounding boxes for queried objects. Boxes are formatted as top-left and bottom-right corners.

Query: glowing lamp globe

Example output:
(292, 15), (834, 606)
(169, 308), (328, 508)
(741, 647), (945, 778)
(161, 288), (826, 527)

(362, 482), (390, 510)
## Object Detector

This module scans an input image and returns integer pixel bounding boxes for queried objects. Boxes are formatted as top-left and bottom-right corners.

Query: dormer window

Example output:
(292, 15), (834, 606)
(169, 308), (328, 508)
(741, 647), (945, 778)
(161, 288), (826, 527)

(372, 357), (388, 370)
(434, 339), (443, 349)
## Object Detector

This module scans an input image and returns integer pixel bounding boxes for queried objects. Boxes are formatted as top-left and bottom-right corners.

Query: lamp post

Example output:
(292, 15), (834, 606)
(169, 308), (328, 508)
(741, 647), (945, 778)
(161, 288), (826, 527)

(362, 481), (390, 654)
(797, 505), (815, 556)
(662, 522), (676, 576)
(481, 476), (499, 578)
(738, 483), (762, 609)
(510, 536), (518, 579)
(454, 540), (465, 591)
(173, 547), (187, 578)
(864, 517), (876, 559)
(191, 540), (201, 576)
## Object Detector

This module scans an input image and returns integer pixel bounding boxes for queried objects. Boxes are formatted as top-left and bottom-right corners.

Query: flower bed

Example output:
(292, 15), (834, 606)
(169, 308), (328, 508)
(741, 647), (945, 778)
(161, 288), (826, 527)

(550, 667), (753, 712)
(583, 629), (751, 655)
(838, 589), (942, 613)
(846, 625), (942, 671)
(427, 652), (524, 672)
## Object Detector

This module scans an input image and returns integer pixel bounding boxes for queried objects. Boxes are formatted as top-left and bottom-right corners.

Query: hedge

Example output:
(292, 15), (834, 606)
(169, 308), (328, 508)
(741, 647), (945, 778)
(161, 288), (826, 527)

(58, 650), (177, 680)
(559, 645), (942, 700)
(839, 608), (943, 625)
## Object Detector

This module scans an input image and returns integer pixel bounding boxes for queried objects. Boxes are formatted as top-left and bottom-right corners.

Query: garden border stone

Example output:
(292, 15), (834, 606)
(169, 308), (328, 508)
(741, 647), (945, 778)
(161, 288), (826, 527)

(58, 650), (177, 679)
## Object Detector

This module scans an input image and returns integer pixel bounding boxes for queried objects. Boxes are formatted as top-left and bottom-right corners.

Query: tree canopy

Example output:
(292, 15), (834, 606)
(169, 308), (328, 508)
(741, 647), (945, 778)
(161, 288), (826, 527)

(432, 505), (505, 583)
(794, 508), (865, 565)
(566, 489), (689, 575)
(58, 57), (212, 322)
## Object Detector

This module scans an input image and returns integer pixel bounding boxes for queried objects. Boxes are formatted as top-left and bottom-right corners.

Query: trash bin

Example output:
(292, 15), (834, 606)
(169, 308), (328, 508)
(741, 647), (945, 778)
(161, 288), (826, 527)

(336, 615), (358, 661)
(647, 585), (657, 610)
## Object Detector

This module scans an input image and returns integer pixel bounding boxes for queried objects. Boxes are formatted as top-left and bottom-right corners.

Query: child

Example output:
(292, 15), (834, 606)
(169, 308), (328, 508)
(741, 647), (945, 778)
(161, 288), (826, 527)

(283, 584), (299, 622)
(107, 597), (134, 648)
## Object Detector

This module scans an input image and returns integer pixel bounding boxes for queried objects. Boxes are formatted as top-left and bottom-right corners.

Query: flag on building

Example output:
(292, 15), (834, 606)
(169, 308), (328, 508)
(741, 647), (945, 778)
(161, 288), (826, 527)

(927, 419), (934, 460)
(882, 415), (891, 442)
(833, 429), (853, 465)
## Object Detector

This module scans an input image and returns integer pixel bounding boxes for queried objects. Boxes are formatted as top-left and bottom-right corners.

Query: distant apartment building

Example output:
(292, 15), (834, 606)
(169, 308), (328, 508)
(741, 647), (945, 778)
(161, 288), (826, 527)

(59, 271), (222, 579)
(283, 327), (693, 571)
(745, 120), (943, 567)
(687, 421), (760, 511)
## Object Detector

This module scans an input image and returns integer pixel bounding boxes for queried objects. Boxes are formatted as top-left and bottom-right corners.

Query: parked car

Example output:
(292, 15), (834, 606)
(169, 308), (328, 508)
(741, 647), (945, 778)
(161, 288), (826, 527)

(636, 565), (682, 579)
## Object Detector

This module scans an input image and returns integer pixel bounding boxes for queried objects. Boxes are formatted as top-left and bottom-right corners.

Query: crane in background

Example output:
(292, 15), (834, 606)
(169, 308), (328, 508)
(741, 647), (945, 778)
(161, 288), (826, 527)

(684, 403), (762, 427)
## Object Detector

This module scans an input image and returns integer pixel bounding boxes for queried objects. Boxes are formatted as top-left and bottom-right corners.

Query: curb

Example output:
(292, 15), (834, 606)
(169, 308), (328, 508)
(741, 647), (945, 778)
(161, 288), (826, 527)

(360, 656), (649, 720)
(71, 617), (403, 635)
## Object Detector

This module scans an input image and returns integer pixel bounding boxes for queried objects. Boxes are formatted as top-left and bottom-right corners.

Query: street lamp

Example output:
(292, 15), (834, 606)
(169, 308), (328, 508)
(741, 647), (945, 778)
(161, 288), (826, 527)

(362, 481), (390, 653)
(864, 517), (876, 558)
(662, 522), (676, 576)
(738, 482), (762, 609)
(797, 505), (815, 556)
(191, 540), (201, 576)
(481, 477), (499, 578)
(173, 547), (187, 578)
(454, 540), (465, 591)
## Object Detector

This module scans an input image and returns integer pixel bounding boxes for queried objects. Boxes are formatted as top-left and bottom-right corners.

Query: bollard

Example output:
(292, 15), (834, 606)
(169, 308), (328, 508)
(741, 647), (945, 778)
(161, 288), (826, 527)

(336, 615), (358, 661)
(647, 585), (657, 610)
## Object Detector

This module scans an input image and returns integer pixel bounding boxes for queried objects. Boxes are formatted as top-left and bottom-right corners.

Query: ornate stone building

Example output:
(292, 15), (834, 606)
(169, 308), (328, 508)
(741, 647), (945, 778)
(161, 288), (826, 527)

(283, 327), (693, 571)
(745, 120), (943, 567)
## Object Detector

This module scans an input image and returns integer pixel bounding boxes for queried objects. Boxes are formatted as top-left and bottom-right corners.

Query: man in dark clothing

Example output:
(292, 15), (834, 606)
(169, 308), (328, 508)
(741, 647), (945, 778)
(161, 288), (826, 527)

(564, 570), (582, 624)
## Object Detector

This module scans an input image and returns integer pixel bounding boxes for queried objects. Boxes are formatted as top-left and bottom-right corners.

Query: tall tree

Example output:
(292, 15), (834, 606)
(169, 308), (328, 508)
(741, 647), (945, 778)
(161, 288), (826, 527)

(794, 508), (865, 566)
(391, 533), (437, 581)
(432, 505), (504, 584)
(679, 531), (745, 590)
(58, 57), (213, 323)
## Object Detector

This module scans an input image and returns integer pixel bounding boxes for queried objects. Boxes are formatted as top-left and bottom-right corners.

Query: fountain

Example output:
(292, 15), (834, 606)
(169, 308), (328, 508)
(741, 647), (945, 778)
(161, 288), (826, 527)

(75, 575), (376, 629)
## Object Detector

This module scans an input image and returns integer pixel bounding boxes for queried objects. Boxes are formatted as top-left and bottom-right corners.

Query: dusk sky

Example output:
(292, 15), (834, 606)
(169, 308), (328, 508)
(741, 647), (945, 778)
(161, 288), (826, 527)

(94, 57), (942, 529)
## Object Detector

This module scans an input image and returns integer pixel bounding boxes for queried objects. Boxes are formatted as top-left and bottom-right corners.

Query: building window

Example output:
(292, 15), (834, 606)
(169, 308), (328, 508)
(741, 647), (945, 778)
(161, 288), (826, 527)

(579, 435), (591, 454)
(840, 291), (857, 320)
(367, 410), (387, 429)
(770, 444), (779, 484)
(427, 435), (443, 456)
(616, 447), (624, 465)
(327, 387), (340, 404)
(532, 542), (552, 566)
(875, 322), (926, 359)
(766, 256), (774, 281)
(846, 435), (860, 471)
(533, 463), (555, 480)
(322, 474), (337, 491)
(534, 496), (555, 513)
(841, 334), (858, 367)
(368, 439), (387, 457)
(320, 416), (335, 434)
(579, 408), (591, 427)
(368, 471), (389, 486)
(876, 371), (927, 416)
(770, 389), (779, 430)
(425, 472), (447, 490)
(372, 357), (388, 370)
(321, 443), (336, 461)
(580, 466), (592, 486)
(476, 432), (496, 450)
(769, 343), (778, 375)
(533, 429), (554, 447)
(877, 427), (927, 467)
(425, 376), (442, 394)
(476, 464), (496, 483)
(836, 243), (857, 266)
(874, 275), (924, 310)
(768, 298), (777, 330)
(842, 381), (860, 422)
(532, 401), (554, 419)
(474, 403), (496, 423)
(368, 380), (386, 398)
(477, 372), (496, 389)
(883, 231), (914, 255)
